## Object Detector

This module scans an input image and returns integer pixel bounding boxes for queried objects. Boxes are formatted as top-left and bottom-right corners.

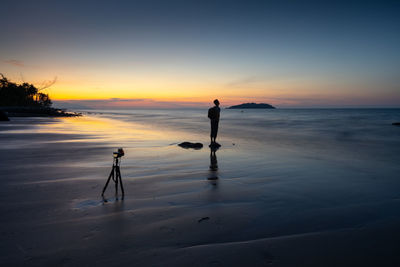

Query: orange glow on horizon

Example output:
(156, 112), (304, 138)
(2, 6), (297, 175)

(2, 69), (398, 108)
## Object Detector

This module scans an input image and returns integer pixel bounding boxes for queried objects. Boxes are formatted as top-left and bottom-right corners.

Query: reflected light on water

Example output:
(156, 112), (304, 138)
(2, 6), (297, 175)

(37, 115), (184, 144)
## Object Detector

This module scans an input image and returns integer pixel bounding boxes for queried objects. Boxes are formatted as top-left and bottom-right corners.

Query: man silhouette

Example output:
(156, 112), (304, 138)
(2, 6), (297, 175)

(208, 99), (220, 145)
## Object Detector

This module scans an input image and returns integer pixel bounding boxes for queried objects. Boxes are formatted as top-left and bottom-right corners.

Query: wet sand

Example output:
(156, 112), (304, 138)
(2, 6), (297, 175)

(1, 114), (400, 266)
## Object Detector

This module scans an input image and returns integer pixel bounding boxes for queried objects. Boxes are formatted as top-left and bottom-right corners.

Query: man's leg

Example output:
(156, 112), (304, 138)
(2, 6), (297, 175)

(213, 122), (218, 143)
(210, 121), (215, 143)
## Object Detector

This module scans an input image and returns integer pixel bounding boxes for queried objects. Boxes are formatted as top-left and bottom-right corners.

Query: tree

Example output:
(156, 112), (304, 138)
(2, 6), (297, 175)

(0, 74), (53, 107)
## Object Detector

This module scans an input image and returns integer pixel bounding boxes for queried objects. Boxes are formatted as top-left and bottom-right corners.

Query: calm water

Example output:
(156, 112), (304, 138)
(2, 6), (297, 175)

(86, 108), (400, 161)
(78, 108), (400, 195)
(4, 108), (400, 213)
(2, 108), (400, 266)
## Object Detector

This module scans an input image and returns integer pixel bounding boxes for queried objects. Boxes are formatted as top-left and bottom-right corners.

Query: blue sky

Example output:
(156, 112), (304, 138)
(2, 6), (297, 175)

(1, 0), (399, 107)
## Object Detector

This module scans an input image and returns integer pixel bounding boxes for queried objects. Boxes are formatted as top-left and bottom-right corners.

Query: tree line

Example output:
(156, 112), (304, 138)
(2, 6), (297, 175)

(0, 74), (52, 107)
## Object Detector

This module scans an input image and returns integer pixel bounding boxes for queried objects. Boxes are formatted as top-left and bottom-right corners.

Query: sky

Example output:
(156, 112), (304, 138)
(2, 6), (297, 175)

(1, 0), (399, 108)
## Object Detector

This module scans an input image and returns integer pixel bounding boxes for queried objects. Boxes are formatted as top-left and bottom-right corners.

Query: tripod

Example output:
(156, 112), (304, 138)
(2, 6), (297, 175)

(102, 156), (124, 199)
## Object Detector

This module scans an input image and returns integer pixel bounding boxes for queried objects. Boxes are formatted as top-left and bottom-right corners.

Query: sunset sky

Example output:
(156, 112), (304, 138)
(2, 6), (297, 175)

(1, 0), (399, 108)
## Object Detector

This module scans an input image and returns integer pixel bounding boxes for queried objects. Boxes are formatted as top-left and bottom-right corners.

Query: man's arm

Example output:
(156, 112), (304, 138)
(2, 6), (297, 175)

(208, 108), (213, 119)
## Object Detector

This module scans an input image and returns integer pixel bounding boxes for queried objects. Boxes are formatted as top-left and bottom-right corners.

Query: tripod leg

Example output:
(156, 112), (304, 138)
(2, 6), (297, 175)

(117, 166), (125, 196)
(102, 166), (114, 196)
(115, 168), (118, 198)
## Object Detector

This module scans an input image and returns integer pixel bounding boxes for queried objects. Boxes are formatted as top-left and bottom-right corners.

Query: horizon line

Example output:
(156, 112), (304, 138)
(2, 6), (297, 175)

(52, 99), (400, 110)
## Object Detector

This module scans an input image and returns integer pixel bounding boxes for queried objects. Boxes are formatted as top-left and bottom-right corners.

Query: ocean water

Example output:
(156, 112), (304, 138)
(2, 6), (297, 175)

(86, 108), (400, 162)
(86, 108), (400, 216)
(6, 108), (400, 190)
(4, 108), (400, 224)
(61, 108), (400, 212)
(2, 108), (400, 265)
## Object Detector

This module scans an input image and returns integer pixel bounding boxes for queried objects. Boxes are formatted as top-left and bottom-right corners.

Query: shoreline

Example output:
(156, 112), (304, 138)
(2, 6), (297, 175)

(1, 106), (81, 117)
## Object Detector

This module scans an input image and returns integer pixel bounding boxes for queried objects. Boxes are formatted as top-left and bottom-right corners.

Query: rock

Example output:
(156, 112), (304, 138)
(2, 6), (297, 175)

(178, 142), (203, 149)
(392, 122), (400, 126)
(209, 142), (221, 149)
(0, 111), (9, 121)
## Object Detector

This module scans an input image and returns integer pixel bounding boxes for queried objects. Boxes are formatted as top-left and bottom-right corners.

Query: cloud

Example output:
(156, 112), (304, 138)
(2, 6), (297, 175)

(109, 98), (145, 102)
(3, 59), (25, 67)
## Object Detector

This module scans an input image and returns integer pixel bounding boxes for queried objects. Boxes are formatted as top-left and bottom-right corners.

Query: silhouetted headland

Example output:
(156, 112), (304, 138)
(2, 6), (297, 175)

(0, 74), (80, 117)
(227, 103), (276, 109)
(393, 122), (400, 126)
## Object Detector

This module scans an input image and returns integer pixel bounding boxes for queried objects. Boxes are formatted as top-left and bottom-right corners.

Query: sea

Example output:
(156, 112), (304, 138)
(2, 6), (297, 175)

(5, 108), (400, 191)
(67, 108), (400, 213)
(84, 107), (400, 164)
(1, 108), (400, 265)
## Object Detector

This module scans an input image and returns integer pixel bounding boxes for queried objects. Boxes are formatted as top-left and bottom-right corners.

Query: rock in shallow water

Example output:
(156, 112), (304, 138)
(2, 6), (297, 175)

(178, 142), (203, 149)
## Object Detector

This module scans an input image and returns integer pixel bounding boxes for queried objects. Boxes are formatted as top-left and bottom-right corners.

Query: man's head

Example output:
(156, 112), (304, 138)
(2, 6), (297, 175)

(213, 99), (220, 106)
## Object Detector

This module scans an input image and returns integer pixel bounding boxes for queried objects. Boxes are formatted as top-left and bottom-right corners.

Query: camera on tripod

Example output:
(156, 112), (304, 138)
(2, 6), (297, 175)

(113, 148), (125, 158)
(102, 148), (125, 199)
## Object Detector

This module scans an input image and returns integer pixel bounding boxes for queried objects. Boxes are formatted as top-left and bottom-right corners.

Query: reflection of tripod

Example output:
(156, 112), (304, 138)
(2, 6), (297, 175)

(102, 156), (124, 199)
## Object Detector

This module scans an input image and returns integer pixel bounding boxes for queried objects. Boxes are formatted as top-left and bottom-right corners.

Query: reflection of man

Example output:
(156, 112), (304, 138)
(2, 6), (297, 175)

(208, 147), (219, 182)
(208, 99), (220, 145)
(209, 147), (218, 171)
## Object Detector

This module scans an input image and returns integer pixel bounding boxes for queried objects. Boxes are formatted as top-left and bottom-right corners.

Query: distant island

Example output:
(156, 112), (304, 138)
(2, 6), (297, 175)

(227, 103), (276, 109)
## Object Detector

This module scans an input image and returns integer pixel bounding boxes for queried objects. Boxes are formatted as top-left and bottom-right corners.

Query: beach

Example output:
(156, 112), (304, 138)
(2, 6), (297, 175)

(1, 108), (400, 266)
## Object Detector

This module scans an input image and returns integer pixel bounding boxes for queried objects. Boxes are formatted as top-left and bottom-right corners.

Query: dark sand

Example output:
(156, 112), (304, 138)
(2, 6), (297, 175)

(1, 115), (400, 266)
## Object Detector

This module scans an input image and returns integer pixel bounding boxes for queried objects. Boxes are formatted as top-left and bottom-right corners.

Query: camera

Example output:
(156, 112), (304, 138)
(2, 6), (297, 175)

(103, 147), (125, 198)
(113, 148), (125, 158)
